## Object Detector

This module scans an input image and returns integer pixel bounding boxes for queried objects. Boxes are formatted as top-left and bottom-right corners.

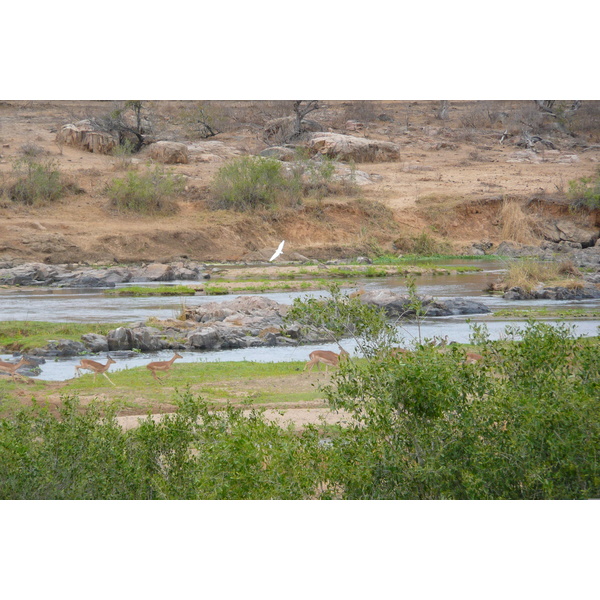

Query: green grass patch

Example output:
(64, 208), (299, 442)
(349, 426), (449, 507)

(0, 321), (127, 353)
(493, 308), (600, 319)
(204, 285), (230, 295)
(104, 285), (197, 297)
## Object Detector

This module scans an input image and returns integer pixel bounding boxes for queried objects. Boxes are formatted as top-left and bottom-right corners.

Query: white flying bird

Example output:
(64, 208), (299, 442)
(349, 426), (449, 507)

(269, 240), (285, 262)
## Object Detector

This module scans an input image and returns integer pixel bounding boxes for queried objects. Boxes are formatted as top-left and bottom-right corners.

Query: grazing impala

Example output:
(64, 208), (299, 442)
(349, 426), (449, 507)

(304, 347), (349, 373)
(0, 356), (35, 381)
(146, 353), (183, 383)
(74, 356), (117, 386)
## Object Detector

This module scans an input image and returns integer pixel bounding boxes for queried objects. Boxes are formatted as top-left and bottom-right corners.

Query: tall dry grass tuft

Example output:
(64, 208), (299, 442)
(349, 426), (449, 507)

(500, 200), (538, 245)
(501, 260), (560, 292)
(501, 258), (584, 292)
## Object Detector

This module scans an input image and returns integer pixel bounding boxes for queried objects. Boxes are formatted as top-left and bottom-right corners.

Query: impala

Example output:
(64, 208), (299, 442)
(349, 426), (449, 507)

(0, 356), (35, 381)
(304, 347), (349, 373)
(74, 356), (117, 386)
(146, 353), (183, 383)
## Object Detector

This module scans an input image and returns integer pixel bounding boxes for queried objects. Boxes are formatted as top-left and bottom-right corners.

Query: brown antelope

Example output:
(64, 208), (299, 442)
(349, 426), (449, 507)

(146, 353), (183, 383)
(389, 347), (410, 358)
(465, 351), (483, 364)
(0, 356), (35, 381)
(74, 356), (117, 386)
(304, 347), (349, 373)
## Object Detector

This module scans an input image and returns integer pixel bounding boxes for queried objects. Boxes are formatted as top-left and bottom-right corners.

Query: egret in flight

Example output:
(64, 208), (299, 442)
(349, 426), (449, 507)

(269, 240), (285, 262)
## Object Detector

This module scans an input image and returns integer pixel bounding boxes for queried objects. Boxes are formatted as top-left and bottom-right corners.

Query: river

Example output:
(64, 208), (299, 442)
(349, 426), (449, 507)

(1, 260), (598, 381)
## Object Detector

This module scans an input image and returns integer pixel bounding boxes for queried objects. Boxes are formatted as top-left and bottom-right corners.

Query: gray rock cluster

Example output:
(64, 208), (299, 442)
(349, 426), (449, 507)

(27, 296), (331, 357)
(358, 290), (491, 317)
(496, 241), (600, 268)
(0, 261), (210, 288)
(503, 286), (600, 301)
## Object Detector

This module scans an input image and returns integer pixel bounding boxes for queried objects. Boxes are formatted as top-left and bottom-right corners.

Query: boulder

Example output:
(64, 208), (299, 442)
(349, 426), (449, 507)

(130, 263), (175, 282)
(81, 333), (109, 353)
(107, 327), (134, 351)
(259, 146), (297, 161)
(555, 220), (598, 247)
(187, 327), (220, 349)
(34, 339), (87, 357)
(148, 141), (189, 164)
(130, 327), (166, 352)
(56, 121), (117, 155)
(306, 133), (401, 163)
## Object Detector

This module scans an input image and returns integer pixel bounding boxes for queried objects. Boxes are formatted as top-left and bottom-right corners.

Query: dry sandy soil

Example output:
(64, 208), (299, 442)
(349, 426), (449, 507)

(1, 100), (599, 265)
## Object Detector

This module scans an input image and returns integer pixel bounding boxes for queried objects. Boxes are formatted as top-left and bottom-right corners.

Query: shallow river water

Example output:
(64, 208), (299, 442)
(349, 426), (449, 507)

(1, 260), (598, 381)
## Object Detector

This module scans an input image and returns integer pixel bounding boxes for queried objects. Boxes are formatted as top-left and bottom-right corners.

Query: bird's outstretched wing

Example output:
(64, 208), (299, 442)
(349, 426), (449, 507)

(269, 240), (285, 262)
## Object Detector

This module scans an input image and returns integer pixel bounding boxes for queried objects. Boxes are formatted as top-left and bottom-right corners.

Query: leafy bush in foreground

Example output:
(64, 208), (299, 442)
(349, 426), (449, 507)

(0, 317), (598, 500)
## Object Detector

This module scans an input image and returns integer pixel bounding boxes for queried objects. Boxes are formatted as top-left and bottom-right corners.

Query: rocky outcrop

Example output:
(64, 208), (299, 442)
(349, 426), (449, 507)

(503, 285), (600, 300)
(263, 117), (323, 144)
(56, 121), (117, 155)
(148, 141), (189, 164)
(306, 133), (401, 163)
(259, 146), (298, 161)
(538, 219), (599, 247)
(0, 261), (209, 288)
(358, 290), (491, 317)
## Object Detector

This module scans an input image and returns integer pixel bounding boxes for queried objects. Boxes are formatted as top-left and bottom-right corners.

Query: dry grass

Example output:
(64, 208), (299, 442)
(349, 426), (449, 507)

(500, 200), (539, 245)
(501, 259), (584, 292)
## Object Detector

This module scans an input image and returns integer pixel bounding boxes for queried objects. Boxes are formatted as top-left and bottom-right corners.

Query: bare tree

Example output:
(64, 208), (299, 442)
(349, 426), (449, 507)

(292, 101), (320, 138)
(534, 100), (582, 135)
(89, 100), (153, 152)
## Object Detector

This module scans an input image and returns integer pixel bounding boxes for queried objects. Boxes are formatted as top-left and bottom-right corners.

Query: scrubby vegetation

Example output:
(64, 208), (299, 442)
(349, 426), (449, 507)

(569, 168), (600, 209)
(6, 158), (73, 206)
(1, 317), (598, 499)
(210, 156), (302, 211)
(106, 165), (185, 214)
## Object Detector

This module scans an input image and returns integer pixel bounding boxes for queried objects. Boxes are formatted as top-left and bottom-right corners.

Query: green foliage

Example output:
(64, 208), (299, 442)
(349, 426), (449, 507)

(8, 158), (67, 205)
(568, 169), (600, 209)
(284, 282), (398, 356)
(104, 285), (196, 297)
(394, 232), (451, 256)
(324, 321), (600, 499)
(0, 321), (127, 353)
(210, 156), (301, 211)
(0, 393), (328, 500)
(106, 165), (184, 214)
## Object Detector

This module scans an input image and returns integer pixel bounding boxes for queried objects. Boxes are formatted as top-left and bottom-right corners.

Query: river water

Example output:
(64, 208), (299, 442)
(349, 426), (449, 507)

(1, 260), (599, 381)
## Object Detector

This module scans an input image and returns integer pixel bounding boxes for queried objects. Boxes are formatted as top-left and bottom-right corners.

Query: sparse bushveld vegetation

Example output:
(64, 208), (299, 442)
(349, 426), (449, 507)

(6, 158), (73, 206)
(210, 156), (302, 211)
(568, 168), (600, 209)
(106, 164), (185, 214)
(394, 232), (451, 256)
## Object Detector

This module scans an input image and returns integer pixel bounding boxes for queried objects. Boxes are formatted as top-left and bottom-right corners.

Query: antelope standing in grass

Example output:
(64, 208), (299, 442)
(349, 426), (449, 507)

(146, 353), (183, 383)
(304, 347), (349, 373)
(0, 356), (36, 382)
(74, 356), (117, 386)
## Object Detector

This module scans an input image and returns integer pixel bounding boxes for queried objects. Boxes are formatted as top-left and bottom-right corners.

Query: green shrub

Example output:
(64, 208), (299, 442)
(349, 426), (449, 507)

(107, 165), (184, 214)
(568, 169), (600, 209)
(395, 232), (450, 256)
(210, 156), (301, 211)
(8, 158), (67, 205)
